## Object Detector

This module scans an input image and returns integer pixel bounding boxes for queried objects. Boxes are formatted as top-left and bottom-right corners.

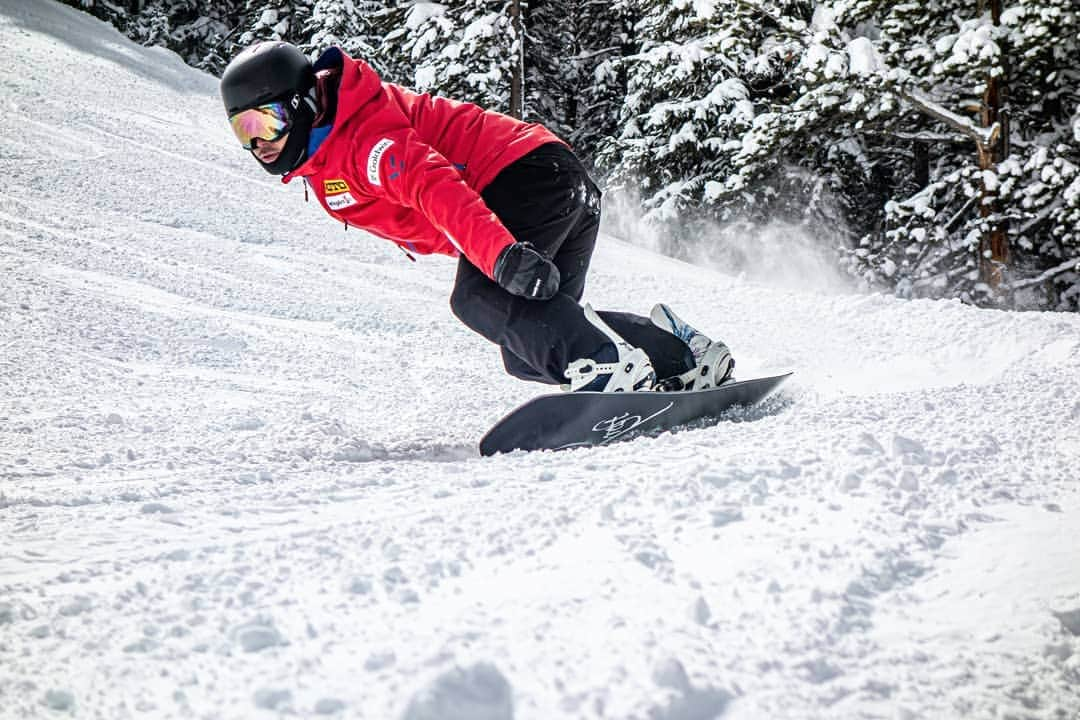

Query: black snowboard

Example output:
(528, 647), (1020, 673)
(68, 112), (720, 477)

(480, 372), (792, 455)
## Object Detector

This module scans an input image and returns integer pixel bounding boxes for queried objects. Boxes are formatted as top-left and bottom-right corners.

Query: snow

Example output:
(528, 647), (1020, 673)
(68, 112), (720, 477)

(692, 0), (719, 22)
(2, 2), (1080, 719)
(804, 42), (829, 72)
(940, 18), (1001, 73)
(413, 64), (437, 90)
(846, 37), (881, 77)
(405, 2), (448, 32)
(462, 15), (496, 43)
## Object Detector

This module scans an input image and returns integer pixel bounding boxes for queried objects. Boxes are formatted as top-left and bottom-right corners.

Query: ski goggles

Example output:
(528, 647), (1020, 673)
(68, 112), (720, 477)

(228, 101), (293, 150)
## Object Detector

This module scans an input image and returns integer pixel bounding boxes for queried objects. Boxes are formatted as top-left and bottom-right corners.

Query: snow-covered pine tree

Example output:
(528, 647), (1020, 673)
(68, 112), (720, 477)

(714, 2), (905, 250)
(124, 0), (174, 49)
(595, 0), (821, 256)
(342, 2), (406, 85)
(302, 0), (385, 63)
(520, 0), (575, 133)
(574, 0), (639, 162)
(238, 0), (314, 46)
(58, 0), (243, 72)
(58, 0), (137, 32)
(196, 1), (248, 75)
(833, 0), (1079, 309)
(140, 0), (246, 69)
(992, 0), (1080, 309)
(523, 0), (637, 162)
(598, 0), (743, 235)
(835, 0), (1013, 303)
(379, 0), (523, 116)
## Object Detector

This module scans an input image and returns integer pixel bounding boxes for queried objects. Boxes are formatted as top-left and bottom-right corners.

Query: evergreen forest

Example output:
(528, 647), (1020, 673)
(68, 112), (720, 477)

(63, 0), (1080, 311)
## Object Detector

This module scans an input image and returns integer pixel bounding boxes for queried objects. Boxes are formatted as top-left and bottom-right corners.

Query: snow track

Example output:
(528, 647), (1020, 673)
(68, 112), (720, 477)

(2, 2), (1079, 719)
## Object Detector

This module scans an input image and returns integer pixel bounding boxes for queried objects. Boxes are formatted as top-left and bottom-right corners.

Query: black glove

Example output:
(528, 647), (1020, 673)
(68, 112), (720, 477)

(492, 242), (560, 300)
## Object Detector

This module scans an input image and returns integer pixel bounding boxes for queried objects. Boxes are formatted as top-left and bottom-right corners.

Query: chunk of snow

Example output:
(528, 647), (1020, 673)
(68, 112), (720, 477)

(847, 37), (882, 76)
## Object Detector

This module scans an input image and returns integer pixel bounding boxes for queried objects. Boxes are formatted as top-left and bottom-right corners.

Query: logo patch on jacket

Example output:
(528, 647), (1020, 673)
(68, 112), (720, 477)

(324, 179), (350, 195)
(326, 192), (358, 211)
(367, 138), (395, 185)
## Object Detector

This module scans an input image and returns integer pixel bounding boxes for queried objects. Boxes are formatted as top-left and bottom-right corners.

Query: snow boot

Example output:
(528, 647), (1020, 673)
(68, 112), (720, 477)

(564, 304), (657, 392)
(649, 303), (734, 391)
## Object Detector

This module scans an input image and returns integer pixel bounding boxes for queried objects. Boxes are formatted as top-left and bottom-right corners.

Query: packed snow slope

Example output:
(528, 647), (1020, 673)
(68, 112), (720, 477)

(2, 3), (1080, 719)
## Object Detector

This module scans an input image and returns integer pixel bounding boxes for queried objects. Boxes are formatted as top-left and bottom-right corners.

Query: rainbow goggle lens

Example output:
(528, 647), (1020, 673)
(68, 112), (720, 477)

(228, 101), (293, 150)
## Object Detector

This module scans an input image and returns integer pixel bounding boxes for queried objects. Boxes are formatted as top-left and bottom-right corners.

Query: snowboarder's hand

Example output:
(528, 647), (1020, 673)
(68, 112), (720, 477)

(492, 242), (560, 300)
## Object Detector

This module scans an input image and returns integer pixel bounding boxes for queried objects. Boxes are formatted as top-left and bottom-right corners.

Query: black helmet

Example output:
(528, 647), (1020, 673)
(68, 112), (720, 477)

(220, 41), (317, 175)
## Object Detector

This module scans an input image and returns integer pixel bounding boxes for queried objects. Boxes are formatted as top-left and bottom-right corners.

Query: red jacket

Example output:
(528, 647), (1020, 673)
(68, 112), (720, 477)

(283, 49), (565, 278)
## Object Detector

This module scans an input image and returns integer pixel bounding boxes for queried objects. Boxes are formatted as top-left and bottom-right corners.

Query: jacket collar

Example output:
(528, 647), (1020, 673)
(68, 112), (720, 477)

(282, 47), (383, 184)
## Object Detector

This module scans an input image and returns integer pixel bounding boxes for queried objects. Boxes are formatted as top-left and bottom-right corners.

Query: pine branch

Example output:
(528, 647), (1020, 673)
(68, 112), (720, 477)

(572, 46), (622, 62)
(1005, 257), (1080, 291)
(911, 264), (971, 292)
(945, 193), (980, 233)
(892, 131), (968, 143)
(899, 87), (1000, 152)
(1015, 199), (1061, 235)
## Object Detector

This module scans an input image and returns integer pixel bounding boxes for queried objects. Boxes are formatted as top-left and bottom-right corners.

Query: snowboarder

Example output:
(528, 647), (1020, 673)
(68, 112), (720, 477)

(220, 41), (734, 392)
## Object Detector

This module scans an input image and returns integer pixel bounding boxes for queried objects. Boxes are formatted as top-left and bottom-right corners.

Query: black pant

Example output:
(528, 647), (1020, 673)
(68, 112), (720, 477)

(449, 143), (693, 385)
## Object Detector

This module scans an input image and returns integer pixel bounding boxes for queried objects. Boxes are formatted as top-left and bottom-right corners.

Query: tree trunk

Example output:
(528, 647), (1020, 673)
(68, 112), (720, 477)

(508, 0), (525, 119)
(977, 0), (1009, 290)
(913, 140), (929, 188)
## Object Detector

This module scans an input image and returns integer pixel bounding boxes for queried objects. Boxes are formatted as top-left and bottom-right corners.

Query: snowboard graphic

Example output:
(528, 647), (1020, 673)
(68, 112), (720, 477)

(480, 372), (792, 455)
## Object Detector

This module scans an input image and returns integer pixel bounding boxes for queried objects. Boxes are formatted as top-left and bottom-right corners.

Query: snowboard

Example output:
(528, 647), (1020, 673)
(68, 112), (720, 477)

(479, 372), (792, 456)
